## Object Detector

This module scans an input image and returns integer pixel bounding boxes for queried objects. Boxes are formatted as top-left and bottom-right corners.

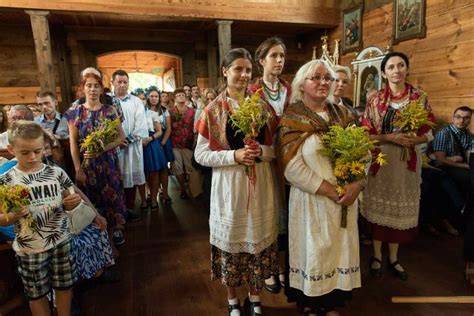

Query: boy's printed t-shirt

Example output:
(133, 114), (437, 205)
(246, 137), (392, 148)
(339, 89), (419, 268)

(0, 164), (74, 256)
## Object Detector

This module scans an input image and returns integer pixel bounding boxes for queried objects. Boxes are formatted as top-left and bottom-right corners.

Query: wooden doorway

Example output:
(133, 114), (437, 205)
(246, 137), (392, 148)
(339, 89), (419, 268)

(97, 51), (182, 92)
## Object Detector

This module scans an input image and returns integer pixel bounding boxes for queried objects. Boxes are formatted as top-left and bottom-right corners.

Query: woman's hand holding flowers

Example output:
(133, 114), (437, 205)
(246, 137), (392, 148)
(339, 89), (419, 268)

(388, 132), (416, 147)
(83, 150), (101, 160)
(316, 181), (340, 202)
(389, 132), (428, 147)
(234, 147), (260, 166)
(337, 182), (363, 206)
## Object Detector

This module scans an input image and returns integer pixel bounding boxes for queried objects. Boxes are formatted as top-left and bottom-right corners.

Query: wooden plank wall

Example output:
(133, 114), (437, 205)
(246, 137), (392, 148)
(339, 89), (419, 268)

(325, 0), (474, 123)
(0, 25), (63, 105)
(0, 87), (61, 105)
(0, 26), (39, 87)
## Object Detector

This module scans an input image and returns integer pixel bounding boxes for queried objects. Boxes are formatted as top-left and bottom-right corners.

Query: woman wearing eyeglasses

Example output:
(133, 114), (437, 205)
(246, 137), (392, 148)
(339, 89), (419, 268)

(277, 59), (360, 316)
(361, 51), (435, 281)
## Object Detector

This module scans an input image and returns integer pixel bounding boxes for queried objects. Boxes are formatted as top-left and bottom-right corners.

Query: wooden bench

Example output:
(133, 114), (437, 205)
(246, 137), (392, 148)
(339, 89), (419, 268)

(0, 242), (25, 316)
(0, 243), (12, 251)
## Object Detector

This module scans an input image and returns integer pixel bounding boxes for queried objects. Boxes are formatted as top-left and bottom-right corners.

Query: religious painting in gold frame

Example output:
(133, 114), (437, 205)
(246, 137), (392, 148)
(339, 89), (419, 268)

(392, 0), (427, 45)
(351, 47), (387, 110)
(342, 4), (363, 54)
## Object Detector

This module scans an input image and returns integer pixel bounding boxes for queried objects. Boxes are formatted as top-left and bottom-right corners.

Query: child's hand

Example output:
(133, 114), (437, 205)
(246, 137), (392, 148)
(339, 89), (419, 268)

(3, 208), (30, 224)
(63, 193), (82, 211)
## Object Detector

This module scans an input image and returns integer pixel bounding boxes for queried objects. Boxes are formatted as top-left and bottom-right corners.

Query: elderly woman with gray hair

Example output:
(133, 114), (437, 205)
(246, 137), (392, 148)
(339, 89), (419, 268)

(277, 59), (360, 316)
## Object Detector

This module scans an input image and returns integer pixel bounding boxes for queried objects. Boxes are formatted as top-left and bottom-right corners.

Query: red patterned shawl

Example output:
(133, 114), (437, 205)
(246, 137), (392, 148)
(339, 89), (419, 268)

(361, 83), (435, 174)
(195, 90), (278, 151)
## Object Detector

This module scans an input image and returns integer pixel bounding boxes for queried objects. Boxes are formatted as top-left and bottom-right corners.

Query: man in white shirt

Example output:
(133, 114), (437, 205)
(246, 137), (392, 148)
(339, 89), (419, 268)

(111, 70), (148, 221)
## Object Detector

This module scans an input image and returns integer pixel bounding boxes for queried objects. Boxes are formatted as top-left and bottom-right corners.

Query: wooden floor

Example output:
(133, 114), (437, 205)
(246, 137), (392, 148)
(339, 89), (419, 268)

(11, 183), (474, 315)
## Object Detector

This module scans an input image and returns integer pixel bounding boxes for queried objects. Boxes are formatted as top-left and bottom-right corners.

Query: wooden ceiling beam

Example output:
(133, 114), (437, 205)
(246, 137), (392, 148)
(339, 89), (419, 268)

(66, 26), (197, 43)
(1, 0), (340, 26)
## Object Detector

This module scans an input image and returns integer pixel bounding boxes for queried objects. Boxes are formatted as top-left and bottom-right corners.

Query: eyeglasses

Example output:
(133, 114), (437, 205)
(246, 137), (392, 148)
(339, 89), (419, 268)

(10, 115), (26, 121)
(305, 75), (335, 83)
(454, 115), (471, 121)
(335, 78), (349, 85)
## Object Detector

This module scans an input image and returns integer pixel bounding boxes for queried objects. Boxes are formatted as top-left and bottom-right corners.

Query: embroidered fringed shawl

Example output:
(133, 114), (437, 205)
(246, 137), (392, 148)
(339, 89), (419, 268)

(361, 83), (435, 175)
(195, 90), (278, 149)
(277, 101), (354, 173)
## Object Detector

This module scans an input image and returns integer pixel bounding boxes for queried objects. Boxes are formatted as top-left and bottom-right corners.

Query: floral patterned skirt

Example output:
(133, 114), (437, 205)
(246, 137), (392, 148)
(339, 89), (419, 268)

(211, 242), (279, 289)
(82, 151), (127, 228)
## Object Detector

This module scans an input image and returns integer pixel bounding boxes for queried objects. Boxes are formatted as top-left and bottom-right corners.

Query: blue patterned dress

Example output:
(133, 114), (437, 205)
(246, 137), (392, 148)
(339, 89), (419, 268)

(64, 104), (127, 228)
(71, 224), (114, 279)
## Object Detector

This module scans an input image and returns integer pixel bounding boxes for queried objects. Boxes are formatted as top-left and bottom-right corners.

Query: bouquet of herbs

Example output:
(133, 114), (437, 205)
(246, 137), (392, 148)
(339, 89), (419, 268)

(229, 89), (271, 209)
(320, 125), (387, 227)
(230, 89), (270, 147)
(393, 94), (435, 160)
(80, 118), (120, 167)
(0, 184), (36, 235)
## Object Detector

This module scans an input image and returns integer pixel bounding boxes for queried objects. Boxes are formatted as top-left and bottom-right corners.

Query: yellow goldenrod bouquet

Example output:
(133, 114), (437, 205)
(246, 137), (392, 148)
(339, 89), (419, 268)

(229, 89), (270, 144)
(80, 118), (120, 167)
(229, 89), (271, 170)
(393, 94), (435, 160)
(0, 184), (36, 235)
(320, 125), (387, 227)
(229, 89), (271, 210)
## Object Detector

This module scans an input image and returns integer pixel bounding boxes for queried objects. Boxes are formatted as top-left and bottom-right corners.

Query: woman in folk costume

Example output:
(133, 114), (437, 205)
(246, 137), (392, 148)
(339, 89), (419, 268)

(248, 36), (292, 120)
(277, 59), (361, 316)
(248, 36), (292, 294)
(360, 51), (435, 280)
(195, 48), (280, 316)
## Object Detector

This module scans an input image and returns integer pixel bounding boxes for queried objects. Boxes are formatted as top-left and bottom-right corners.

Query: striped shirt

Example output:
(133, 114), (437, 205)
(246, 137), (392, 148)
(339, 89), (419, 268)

(432, 124), (472, 158)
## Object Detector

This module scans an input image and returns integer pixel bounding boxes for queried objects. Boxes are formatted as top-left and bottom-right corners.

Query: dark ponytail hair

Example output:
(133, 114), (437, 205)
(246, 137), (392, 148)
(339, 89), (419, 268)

(219, 48), (253, 91)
